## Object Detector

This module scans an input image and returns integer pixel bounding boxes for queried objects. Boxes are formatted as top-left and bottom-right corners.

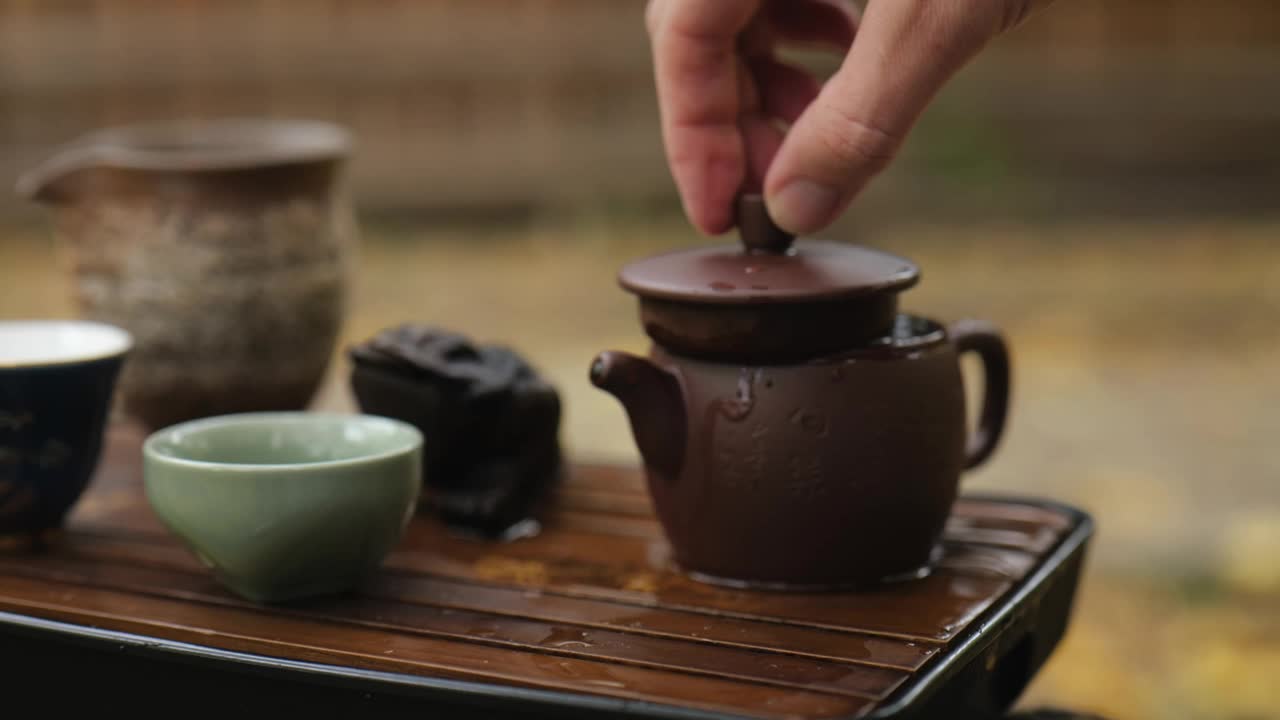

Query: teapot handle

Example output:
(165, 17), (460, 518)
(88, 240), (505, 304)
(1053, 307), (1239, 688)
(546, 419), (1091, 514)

(951, 320), (1011, 470)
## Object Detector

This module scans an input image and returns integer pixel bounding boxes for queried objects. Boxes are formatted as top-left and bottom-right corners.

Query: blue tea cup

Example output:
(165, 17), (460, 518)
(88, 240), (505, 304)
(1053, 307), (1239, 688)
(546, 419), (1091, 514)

(0, 320), (130, 547)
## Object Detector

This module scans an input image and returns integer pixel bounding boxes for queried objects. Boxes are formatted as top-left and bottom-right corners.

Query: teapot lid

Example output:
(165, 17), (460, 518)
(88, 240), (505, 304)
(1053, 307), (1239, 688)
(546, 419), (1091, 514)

(619, 194), (919, 305)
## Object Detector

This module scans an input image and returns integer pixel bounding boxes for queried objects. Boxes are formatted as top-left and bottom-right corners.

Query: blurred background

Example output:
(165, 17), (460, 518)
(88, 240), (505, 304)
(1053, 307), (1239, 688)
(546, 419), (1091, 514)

(1, 2), (1277, 718)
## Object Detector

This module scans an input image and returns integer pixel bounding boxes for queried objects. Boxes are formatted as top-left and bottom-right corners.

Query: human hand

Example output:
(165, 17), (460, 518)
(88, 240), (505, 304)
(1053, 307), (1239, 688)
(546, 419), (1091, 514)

(647, 0), (1051, 235)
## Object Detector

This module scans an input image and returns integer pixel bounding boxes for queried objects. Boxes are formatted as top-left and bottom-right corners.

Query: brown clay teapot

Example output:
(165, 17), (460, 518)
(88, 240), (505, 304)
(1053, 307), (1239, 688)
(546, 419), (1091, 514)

(590, 196), (1011, 589)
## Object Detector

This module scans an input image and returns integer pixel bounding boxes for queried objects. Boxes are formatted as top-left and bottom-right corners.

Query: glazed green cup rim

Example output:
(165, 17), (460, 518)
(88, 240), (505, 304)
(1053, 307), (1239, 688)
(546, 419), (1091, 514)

(143, 412), (423, 474)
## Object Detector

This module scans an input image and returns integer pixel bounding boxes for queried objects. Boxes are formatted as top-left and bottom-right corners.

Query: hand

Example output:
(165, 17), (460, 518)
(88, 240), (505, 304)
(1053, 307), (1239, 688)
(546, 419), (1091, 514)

(647, 0), (1051, 235)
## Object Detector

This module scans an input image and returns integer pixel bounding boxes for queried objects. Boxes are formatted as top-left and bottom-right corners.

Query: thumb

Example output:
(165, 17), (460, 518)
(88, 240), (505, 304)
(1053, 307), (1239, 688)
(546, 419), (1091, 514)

(764, 1), (1021, 234)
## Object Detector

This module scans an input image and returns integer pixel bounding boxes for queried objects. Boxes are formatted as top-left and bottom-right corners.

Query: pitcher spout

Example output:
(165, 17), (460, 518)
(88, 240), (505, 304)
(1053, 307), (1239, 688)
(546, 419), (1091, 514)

(590, 351), (686, 479)
(15, 143), (103, 206)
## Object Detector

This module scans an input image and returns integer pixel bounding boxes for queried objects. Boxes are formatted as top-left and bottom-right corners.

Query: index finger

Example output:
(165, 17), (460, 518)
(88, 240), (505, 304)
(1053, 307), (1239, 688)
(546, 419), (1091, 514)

(648, 0), (761, 234)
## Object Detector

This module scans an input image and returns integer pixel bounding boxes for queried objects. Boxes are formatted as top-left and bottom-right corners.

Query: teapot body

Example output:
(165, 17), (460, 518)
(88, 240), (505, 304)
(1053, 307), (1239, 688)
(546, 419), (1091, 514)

(640, 316), (970, 588)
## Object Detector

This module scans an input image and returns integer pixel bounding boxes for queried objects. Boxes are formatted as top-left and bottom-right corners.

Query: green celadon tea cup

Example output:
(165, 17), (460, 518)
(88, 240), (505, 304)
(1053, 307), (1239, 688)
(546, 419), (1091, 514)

(143, 412), (422, 603)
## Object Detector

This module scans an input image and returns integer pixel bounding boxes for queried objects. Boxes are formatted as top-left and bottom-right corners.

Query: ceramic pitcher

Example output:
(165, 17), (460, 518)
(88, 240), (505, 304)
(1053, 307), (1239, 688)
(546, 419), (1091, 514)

(17, 119), (355, 429)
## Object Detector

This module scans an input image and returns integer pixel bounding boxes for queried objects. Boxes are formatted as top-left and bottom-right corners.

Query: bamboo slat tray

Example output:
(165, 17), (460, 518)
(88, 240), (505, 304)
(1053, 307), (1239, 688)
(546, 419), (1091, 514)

(0, 422), (1091, 719)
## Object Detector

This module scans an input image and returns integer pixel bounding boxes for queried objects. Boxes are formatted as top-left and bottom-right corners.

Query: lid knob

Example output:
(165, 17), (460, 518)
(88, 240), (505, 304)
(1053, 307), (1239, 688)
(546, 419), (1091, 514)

(736, 193), (793, 254)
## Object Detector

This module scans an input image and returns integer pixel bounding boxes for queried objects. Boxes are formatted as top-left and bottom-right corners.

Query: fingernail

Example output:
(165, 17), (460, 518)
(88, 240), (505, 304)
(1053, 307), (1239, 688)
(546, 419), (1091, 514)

(768, 180), (841, 234)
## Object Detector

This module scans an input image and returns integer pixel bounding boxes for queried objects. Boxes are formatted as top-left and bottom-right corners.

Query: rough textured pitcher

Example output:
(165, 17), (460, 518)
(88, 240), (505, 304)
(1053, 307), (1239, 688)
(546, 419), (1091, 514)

(17, 119), (355, 429)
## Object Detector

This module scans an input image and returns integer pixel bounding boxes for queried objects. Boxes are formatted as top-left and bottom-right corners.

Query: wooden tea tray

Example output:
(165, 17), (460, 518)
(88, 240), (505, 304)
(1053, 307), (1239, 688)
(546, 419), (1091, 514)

(0, 423), (1091, 719)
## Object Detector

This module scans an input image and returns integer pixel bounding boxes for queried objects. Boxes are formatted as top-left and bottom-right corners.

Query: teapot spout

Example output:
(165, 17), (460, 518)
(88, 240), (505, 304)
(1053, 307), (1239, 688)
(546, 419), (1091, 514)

(590, 351), (686, 478)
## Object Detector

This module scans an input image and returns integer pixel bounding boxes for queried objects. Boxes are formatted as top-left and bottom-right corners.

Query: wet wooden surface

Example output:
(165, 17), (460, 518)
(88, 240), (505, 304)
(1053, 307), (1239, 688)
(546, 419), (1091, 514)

(0, 423), (1080, 719)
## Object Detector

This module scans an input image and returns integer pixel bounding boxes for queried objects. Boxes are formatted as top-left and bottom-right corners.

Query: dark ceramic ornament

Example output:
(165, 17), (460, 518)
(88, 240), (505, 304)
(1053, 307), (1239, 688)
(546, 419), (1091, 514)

(350, 325), (562, 538)
(591, 195), (1011, 589)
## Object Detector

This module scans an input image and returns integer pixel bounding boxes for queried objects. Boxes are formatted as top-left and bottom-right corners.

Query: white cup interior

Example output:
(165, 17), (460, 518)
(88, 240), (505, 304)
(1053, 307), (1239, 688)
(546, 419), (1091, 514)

(0, 320), (132, 367)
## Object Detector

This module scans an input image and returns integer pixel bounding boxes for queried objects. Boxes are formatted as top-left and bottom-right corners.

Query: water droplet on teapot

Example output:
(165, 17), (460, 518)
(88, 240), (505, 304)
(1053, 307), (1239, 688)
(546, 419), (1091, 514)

(789, 407), (829, 437)
(715, 368), (759, 421)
